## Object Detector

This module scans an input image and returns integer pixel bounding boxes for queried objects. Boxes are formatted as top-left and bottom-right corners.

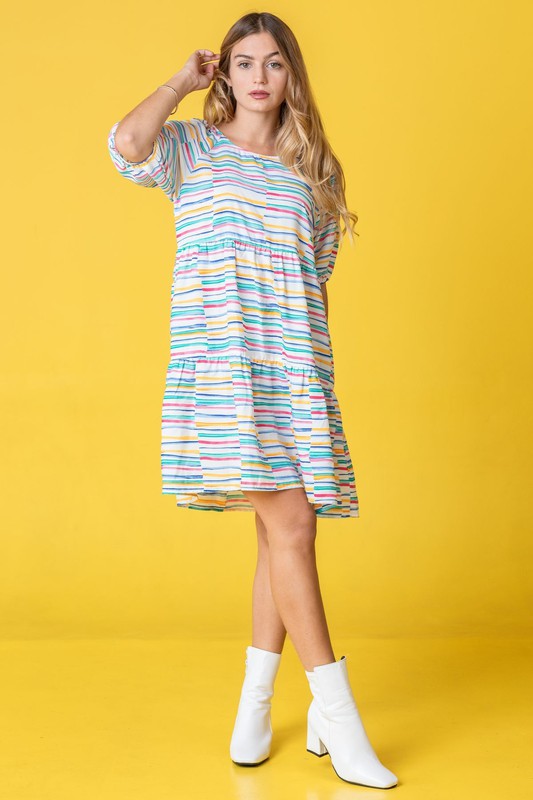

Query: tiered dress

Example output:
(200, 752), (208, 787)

(107, 117), (359, 517)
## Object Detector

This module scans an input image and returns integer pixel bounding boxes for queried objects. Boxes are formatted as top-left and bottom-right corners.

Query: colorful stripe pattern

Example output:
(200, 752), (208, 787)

(107, 117), (359, 517)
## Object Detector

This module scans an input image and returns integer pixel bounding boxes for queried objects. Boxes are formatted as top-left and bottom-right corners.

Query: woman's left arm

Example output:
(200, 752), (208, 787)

(313, 206), (339, 317)
(321, 283), (328, 321)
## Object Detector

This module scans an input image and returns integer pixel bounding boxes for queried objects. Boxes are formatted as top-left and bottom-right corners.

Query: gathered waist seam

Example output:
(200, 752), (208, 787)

(167, 354), (334, 385)
(175, 236), (302, 257)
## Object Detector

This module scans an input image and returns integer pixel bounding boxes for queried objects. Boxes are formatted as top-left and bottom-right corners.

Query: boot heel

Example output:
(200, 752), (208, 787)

(305, 656), (398, 788)
(307, 720), (328, 757)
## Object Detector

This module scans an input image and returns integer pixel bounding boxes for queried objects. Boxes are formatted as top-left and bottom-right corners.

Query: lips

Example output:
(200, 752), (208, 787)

(250, 92), (269, 97)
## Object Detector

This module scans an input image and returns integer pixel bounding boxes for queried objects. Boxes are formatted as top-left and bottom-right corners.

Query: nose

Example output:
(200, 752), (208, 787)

(252, 65), (268, 84)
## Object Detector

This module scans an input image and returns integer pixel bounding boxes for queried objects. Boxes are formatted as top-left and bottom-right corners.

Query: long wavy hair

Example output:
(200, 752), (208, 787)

(203, 12), (359, 244)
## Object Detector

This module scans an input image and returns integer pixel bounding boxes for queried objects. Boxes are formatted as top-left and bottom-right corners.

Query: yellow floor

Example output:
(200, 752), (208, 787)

(0, 637), (531, 799)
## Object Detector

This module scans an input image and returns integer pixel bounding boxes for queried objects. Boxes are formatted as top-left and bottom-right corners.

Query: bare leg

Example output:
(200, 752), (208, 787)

(252, 511), (286, 654)
(243, 488), (336, 672)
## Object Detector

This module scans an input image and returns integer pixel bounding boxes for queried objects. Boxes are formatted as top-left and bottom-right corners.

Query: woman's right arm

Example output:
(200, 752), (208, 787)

(113, 50), (219, 162)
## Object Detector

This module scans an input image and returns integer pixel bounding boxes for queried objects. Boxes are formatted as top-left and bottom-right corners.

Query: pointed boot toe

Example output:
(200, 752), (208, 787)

(305, 655), (398, 789)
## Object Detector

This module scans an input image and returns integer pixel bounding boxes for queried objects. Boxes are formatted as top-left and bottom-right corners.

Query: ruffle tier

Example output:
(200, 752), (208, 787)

(161, 354), (359, 517)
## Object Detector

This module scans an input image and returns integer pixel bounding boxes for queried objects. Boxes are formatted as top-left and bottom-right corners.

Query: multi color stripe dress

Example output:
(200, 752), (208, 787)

(107, 117), (359, 517)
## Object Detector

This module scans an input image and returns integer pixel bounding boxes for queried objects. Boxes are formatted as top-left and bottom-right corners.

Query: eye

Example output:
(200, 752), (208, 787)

(236, 60), (284, 69)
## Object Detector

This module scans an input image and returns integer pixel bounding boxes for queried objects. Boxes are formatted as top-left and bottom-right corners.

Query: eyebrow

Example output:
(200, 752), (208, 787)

(233, 51), (281, 59)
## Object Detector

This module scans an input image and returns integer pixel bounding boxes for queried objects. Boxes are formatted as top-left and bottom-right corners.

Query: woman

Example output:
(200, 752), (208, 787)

(107, 11), (398, 790)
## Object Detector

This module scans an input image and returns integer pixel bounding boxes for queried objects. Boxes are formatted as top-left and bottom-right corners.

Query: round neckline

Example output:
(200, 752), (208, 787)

(206, 121), (280, 161)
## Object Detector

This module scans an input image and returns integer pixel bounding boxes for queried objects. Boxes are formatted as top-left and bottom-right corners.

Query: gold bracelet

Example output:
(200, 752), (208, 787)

(158, 84), (178, 114)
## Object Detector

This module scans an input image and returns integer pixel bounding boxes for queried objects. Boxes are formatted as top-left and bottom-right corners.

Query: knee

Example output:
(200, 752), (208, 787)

(266, 520), (317, 551)
(245, 490), (317, 551)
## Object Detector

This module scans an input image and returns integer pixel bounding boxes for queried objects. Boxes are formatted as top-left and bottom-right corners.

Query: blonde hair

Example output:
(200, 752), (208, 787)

(203, 11), (359, 245)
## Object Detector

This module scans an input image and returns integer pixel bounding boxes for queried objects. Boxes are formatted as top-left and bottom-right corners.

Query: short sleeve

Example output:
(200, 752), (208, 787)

(107, 117), (210, 202)
(313, 205), (340, 285)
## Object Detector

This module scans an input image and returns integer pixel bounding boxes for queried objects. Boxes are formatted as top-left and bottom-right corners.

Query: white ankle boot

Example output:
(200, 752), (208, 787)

(305, 655), (398, 788)
(230, 645), (282, 766)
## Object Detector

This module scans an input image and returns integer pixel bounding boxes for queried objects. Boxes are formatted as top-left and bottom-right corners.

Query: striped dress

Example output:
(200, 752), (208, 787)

(107, 117), (359, 517)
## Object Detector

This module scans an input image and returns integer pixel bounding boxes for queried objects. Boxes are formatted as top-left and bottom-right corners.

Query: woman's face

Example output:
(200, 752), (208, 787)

(225, 31), (289, 114)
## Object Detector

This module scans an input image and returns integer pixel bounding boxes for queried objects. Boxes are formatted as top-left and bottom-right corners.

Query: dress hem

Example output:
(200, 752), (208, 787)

(162, 486), (360, 518)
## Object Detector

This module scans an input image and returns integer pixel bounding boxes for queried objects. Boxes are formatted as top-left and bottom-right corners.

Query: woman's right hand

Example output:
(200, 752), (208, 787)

(181, 49), (220, 92)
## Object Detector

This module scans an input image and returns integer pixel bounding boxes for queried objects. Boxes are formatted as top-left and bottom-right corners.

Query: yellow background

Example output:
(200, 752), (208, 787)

(2, 2), (533, 798)
(1, 1), (532, 641)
